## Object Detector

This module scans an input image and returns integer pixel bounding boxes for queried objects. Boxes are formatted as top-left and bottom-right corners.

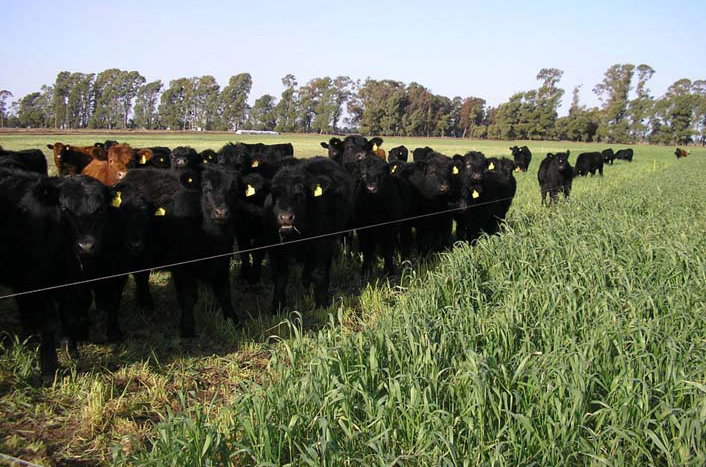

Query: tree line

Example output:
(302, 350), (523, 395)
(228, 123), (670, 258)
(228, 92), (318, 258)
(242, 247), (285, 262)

(1, 64), (704, 145)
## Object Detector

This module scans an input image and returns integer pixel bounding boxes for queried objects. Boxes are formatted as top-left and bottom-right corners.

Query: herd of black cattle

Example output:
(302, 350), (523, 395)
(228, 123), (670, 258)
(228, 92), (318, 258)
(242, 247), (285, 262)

(0, 137), (637, 377)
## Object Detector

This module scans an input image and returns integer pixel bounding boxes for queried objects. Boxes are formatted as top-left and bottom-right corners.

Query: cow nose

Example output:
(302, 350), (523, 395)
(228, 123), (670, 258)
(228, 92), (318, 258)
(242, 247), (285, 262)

(439, 184), (449, 193)
(366, 184), (378, 193)
(78, 238), (96, 254)
(278, 212), (295, 225)
(116, 171), (126, 180)
(213, 207), (229, 220)
(176, 159), (185, 166)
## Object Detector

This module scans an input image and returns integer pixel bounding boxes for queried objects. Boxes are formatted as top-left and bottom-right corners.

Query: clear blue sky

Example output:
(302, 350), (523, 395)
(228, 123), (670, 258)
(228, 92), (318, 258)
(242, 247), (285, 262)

(2, 0), (705, 115)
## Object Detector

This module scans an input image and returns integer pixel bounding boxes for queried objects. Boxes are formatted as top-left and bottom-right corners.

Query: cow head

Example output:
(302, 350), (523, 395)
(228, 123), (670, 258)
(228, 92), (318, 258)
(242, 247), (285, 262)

(58, 176), (111, 258)
(170, 147), (200, 171)
(321, 137), (344, 163)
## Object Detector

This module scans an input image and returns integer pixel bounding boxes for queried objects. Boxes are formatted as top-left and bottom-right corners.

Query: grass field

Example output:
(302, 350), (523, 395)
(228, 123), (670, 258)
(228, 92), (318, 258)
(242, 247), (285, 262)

(1, 133), (705, 466)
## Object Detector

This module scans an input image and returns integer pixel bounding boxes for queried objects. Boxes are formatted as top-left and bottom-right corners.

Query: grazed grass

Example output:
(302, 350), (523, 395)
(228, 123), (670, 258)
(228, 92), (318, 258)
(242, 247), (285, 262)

(0, 132), (704, 466)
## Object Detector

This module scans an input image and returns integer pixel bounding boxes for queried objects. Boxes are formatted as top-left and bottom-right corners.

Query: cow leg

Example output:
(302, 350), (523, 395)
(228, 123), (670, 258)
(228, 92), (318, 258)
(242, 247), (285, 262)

(208, 260), (236, 323)
(133, 271), (155, 311)
(172, 269), (198, 338)
(56, 286), (91, 359)
(249, 248), (265, 286)
(398, 223), (413, 258)
(541, 189), (548, 205)
(381, 227), (397, 276)
(236, 232), (251, 284)
(599, 165), (603, 176)
(16, 294), (59, 379)
(358, 229), (376, 276)
(270, 250), (289, 313)
(94, 276), (126, 343)
(312, 247), (334, 309)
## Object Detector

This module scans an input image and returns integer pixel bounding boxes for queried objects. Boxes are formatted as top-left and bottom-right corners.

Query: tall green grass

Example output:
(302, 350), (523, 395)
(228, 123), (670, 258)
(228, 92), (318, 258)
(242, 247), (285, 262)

(117, 154), (706, 466)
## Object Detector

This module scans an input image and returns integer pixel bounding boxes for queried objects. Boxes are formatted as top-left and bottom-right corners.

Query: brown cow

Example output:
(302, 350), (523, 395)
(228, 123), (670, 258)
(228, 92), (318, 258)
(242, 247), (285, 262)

(81, 144), (152, 185)
(675, 148), (688, 159)
(47, 142), (106, 176)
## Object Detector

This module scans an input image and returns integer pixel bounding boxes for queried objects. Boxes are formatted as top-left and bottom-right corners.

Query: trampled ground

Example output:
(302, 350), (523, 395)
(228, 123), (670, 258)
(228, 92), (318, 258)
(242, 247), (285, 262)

(0, 133), (704, 466)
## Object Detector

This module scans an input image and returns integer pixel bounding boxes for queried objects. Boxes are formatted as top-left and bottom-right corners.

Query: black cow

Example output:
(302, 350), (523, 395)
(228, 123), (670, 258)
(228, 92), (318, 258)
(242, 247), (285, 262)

(675, 148), (688, 159)
(396, 152), (458, 255)
(388, 145), (409, 162)
(236, 172), (270, 286)
(336, 136), (381, 178)
(321, 137), (344, 163)
(57, 175), (128, 347)
(453, 152), (515, 242)
(614, 148), (634, 162)
(602, 148), (615, 165)
(264, 157), (354, 311)
(217, 142), (252, 172)
(199, 149), (218, 165)
(143, 147), (171, 169)
(0, 168), (65, 377)
(0, 148), (48, 175)
(538, 151), (574, 205)
(170, 147), (201, 173)
(353, 156), (411, 275)
(575, 152), (604, 176)
(510, 145), (532, 172)
(112, 166), (241, 337)
(412, 146), (435, 162)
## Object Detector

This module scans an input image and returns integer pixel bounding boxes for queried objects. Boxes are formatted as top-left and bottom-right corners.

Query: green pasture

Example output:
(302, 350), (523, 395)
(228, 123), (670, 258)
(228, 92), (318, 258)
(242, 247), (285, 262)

(0, 133), (704, 466)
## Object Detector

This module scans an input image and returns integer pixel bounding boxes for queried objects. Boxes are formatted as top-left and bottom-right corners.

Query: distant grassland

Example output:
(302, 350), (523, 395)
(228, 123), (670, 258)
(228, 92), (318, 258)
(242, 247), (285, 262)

(0, 132), (705, 466)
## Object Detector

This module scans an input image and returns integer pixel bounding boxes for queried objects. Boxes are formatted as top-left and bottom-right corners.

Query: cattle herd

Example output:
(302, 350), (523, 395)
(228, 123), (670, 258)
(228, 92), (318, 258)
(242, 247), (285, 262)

(0, 137), (645, 377)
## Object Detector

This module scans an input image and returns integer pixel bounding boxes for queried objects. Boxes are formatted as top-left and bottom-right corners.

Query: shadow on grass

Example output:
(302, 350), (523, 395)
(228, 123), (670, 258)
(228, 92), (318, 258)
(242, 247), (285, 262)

(0, 245), (434, 383)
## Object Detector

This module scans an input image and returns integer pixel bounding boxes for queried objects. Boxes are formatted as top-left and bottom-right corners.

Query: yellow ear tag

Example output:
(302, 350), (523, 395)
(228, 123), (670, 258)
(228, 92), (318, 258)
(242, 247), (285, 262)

(187, 177), (193, 184)
(452, 166), (459, 175)
(514, 167), (520, 172)
(488, 162), (495, 170)
(314, 184), (323, 197)
(373, 143), (378, 151)
(246, 184), (256, 197)
(154, 207), (166, 216)
(203, 159), (208, 164)
(472, 190), (480, 199)
(139, 155), (147, 165)
(111, 191), (122, 208)
(391, 165), (397, 173)
(251, 159), (259, 168)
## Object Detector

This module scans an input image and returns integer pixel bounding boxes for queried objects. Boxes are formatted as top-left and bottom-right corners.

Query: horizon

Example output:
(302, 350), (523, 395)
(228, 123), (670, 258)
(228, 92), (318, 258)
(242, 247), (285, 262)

(2, 0), (705, 116)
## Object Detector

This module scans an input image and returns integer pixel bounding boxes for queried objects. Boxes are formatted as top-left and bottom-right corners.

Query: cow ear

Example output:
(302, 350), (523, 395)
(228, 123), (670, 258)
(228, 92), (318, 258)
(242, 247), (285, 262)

(367, 137), (383, 150)
(452, 154), (464, 163)
(566, 150), (570, 156)
(179, 171), (200, 189)
(33, 179), (59, 206)
(547, 153), (554, 157)
(47, 144), (54, 150)
(310, 175), (332, 197)
(320, 142), (329, 149)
